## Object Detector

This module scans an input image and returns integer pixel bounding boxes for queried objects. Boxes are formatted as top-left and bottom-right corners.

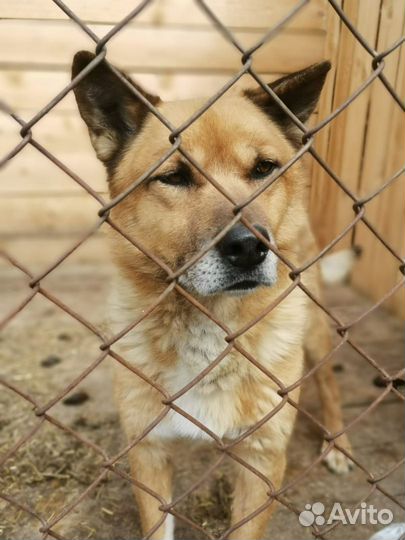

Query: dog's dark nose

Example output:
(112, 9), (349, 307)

(217, 224), (270, 269)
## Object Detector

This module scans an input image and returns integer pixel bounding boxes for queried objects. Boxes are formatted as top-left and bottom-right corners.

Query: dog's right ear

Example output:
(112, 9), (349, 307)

(72, 51), (159, 166)
(245, 61), (331, 146)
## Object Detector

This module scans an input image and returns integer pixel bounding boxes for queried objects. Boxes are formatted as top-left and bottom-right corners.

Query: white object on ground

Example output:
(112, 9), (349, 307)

(320, 248), (357, 284)
(369, 523), (405, 540)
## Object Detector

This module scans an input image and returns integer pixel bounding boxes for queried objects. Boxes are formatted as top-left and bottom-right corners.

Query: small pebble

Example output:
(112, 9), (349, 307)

(41, 355), (62, 368)
(63, 391), (89, 406)
(74, 416), (88, 427)
(373, 375), (387, 388)
(393, 378), (405, 389)
(372, 375), (404, 389)
(332, 364), (344, 373)
(58, 332), (72, 342)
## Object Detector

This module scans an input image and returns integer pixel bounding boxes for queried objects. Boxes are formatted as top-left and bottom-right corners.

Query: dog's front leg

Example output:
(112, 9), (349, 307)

(228, 444), (286, 540)
(305, 307), (353, 474)
(128, 441), (173, 540)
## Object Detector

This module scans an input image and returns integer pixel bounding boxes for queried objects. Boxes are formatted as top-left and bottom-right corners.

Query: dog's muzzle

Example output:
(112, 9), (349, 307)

(179, 224), (278, 296)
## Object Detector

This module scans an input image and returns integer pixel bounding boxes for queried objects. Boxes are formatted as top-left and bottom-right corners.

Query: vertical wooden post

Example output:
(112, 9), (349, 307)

(310, 0), (405, 318)
(351, 1), (405, 318)
(310, 0), (381, 247)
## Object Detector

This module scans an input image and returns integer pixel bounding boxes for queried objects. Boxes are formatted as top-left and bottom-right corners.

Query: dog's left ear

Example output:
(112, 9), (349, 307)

(245, 61), (331, 145)
(72, 51), (160, 166)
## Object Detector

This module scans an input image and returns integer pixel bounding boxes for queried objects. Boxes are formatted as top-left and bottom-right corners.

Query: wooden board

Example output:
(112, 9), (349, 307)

(350, 0), (405, 318)
(0, 195), (102, 235)
(0, 113), (105, 194)
(0, 235), (109, 273)
(309, 0), (343, 233)
(0, 0), (326, 31)
(0, 70), (283, 112)
(309, 0), (405, 318)
(310, 0), (381, 248)
(0, 20), (325, 74)
(0, 147), (106, 194)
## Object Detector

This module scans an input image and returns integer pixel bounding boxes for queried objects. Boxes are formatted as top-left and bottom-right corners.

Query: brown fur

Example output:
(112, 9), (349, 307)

(72, 53), (352, 539)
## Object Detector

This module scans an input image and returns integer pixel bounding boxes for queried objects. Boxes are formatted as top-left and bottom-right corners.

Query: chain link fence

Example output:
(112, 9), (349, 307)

(0, 0), (404, 538)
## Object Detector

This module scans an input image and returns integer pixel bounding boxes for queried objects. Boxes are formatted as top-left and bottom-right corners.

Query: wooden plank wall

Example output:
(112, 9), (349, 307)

(311, 0), (405, 318)
(0, 0), (326, 270)
(1, 1), (403, 318)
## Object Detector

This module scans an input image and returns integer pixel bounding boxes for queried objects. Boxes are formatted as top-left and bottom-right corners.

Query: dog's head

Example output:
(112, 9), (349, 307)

(72, 52), (330, 297)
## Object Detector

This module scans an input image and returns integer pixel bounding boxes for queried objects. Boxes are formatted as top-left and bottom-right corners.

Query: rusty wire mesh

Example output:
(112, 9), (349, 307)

(0, 0), (404, 538)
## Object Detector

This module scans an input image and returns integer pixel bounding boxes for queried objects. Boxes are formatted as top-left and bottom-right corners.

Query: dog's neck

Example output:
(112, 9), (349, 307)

(110, 266), (300, 348)
(110, 267), (308, 393)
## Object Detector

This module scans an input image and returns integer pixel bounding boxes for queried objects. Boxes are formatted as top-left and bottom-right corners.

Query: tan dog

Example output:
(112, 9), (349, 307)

(72, 52), (352, 540)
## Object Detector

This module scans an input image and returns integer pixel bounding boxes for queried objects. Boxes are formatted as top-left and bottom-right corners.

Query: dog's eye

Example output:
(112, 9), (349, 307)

(251, 159), (280, 179)
(154, 170), (192, 187)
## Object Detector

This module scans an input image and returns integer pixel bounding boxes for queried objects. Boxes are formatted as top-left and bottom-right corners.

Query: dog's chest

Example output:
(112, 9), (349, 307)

(175, 315), (227, 377)
(152, 314), (245, 440)
(114, 286), (305, 442)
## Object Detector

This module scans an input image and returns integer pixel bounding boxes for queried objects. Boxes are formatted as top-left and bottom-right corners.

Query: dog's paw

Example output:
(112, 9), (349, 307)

(322, 438), (354, 475)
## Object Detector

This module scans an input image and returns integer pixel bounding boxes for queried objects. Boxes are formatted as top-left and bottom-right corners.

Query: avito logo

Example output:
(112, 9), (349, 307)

(299, 502), (393, 527)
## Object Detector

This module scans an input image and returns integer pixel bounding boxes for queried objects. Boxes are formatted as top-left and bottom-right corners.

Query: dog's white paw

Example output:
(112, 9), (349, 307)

(163, 513), (175, 540)
(322, 444), (354, 475)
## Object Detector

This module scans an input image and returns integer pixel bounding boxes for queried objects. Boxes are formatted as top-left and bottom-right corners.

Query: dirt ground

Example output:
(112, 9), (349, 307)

(0, 262), (404, 540)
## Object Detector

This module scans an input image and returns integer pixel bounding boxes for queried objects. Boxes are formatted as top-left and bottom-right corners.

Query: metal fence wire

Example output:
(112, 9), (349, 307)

(0, 0), (404, 538)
